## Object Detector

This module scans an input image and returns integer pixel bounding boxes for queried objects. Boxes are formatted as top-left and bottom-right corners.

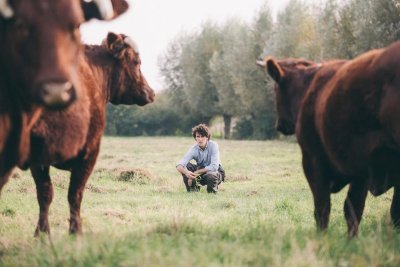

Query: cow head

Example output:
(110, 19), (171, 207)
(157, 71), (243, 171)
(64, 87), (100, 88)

(105, 32), (155, 106)
(0, 0), (128, 110)
(257, 57), (316, 135)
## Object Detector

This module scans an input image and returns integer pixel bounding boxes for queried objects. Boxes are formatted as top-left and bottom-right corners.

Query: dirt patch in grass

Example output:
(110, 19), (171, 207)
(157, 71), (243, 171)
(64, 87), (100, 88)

(85, 183), (127, 194)
(100, 154), (114, 160)
(115, 168), (153, 184)
(103, 210), (126, 220)
(93, 168), (108, 174)
(246, 190), (258, 196)
(11, 170), (22, 179)
(1, 208), (16, 218)
(226, 175), (251, 182)
(154, 186), (174, 193)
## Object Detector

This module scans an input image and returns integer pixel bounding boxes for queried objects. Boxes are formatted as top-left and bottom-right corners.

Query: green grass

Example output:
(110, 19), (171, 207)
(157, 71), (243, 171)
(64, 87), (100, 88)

(0, 136), (399, 266)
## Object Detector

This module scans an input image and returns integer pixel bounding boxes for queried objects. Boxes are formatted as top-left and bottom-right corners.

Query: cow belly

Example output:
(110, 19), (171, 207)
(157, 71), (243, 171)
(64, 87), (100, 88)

(368, 148), (400, 196)
(322, 131), (386, 176)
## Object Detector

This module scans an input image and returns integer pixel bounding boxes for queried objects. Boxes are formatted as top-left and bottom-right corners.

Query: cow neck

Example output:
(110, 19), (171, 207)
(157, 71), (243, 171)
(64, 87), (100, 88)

(305, 64), (322, 85)
(84, 45), (115, 103)
(289, 64), (323, 123)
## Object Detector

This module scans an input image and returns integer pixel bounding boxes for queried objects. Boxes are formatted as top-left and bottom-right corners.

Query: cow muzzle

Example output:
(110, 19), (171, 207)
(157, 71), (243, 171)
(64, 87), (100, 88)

(147, 88), (156, 103)
(141, 86), (155, 105)
(131, 87), (154, 106)
(276, 120), (295, 135)
(38, 81), (76, 109)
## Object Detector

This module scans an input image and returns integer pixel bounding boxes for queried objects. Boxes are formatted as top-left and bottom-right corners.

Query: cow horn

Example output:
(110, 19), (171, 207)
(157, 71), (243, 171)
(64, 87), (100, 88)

(0, 0), (14, 18)
(124, 37), (139, 54)
(93, 0), (114, 20)
(256, 60), (266, 67)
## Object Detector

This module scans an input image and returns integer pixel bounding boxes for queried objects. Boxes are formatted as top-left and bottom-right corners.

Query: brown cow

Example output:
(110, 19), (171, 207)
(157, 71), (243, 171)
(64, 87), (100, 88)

(25, 32), (155, 235)
(258, 41), (400, 237)
(0, 0), (129, 192)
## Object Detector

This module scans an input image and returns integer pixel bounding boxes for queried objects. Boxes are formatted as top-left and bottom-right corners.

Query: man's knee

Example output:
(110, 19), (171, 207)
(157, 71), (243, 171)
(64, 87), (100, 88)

(186, 163), (197, 172)
(204, 172), (220, 183)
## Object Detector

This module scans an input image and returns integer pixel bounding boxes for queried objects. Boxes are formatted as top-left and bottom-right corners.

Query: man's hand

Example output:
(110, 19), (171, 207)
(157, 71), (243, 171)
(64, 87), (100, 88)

(186, 170), (197, 180)
(185, 170), (196, 186)
(194, 168), (207, 176)
(188, 170), (206, 186)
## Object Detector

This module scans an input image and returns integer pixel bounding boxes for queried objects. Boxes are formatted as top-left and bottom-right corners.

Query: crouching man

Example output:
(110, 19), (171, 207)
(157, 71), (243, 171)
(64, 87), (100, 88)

(176, 124), (225, 193)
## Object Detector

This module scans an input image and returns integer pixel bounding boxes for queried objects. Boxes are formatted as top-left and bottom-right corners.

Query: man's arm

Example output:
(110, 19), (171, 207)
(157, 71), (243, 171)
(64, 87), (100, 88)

(176, 146), (197, 180)
(204, 141), (220, 172)
(176, 164), (196, 180)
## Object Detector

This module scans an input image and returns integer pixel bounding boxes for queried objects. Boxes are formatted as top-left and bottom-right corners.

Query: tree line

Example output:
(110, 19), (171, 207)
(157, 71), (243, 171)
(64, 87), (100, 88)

(105, 0), (400, 139)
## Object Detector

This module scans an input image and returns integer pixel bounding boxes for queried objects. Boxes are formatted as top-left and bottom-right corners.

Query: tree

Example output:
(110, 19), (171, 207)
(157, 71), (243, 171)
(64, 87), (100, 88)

(320, 0), (400, 59)
(179, 21), (223, 125)
(268, 0), (321, 59)
(209, 18), (250, 138)
(158, 33), (192, 116)
(315, 0), (343, 59)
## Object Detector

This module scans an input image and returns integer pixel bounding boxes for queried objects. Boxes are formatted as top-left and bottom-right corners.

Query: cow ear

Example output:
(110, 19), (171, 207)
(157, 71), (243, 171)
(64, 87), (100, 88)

(267, 59), (284, 83)
(107, 32), (119, 44)
(109, 0), (129, 17)
(105, 32), (125, 58)
(81, 0), (129, 21)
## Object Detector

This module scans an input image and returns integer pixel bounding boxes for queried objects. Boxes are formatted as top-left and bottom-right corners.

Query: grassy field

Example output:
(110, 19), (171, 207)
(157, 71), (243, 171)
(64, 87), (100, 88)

(0, 136), (399, 266)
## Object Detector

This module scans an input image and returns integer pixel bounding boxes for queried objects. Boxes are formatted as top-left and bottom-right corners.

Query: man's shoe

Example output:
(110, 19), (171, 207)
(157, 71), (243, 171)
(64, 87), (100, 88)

(189, 185), (200, 192)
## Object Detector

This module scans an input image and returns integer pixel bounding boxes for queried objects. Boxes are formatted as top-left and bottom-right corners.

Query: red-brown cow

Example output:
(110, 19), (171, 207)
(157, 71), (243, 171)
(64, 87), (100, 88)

(25, 32), (155, 235)
(0, 0), (129, 192)
(258, 41), (400, 237)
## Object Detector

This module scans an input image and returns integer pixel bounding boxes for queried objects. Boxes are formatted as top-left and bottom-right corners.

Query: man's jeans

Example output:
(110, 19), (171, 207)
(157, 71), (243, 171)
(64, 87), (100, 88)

(182, 162), (225, 193)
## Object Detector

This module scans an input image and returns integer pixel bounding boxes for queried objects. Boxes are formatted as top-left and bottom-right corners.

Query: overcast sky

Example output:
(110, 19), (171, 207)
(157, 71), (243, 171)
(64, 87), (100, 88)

(81, 0), (290, 91)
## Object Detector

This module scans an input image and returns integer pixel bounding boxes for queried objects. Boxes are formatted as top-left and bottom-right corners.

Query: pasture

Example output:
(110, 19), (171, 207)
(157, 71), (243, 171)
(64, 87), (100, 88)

(0, 136), (399, 266)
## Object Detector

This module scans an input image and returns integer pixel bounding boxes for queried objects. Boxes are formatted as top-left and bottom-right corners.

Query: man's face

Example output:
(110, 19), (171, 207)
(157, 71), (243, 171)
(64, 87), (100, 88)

(195, 133), (208, 149)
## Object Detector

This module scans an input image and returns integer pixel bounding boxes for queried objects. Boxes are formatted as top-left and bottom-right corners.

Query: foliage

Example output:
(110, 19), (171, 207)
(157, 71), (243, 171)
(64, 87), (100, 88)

(180, 21), (222, 123)
(105, 91), (185, 136)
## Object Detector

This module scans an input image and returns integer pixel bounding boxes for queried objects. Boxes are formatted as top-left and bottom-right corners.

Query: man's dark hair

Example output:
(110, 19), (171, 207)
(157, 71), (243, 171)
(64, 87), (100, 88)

(192, 124), (211, 140)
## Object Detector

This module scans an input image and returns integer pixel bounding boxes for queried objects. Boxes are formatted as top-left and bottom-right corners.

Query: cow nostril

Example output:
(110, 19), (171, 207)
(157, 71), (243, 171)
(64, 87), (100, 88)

(40, 82), (74, 107)
(276, 120), (294, 135)
(148, 91), (155, 102)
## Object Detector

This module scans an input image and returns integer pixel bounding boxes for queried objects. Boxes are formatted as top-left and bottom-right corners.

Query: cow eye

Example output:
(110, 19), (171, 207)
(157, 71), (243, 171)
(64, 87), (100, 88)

(69, 24), (80, 40)
(126, 50), (140, 65)
(69, 22), (80, 31)
(128, 56), (139, 66)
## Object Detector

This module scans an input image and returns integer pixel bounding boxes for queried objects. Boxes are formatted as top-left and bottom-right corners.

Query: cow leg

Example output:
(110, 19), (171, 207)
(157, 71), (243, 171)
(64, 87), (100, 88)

(0, 169), (13, 195)
(344, 180), (368, 238)
(390, 185), (400, 229)
(68, 149), (99, 235)
(31, 166), (53, 236)
(302, 153), (331, 231)
(311, 183), (331, 231)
